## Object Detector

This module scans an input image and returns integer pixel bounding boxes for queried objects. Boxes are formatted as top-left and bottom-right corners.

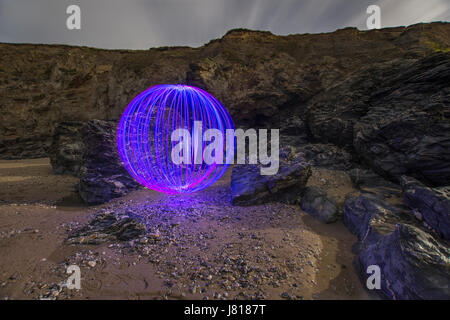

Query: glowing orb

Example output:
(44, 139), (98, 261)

(117, 84), (235, 194)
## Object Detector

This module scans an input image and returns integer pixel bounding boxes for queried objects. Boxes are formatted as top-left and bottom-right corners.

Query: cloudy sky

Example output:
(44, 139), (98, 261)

(0, 0), (449, 49)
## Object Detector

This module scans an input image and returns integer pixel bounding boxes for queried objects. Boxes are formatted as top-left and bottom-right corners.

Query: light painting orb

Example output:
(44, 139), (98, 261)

(117, 84), (235, 194)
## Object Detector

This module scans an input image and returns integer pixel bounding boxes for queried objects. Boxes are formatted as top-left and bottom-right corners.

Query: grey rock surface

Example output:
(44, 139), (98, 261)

(78, 120), (140, 205)
(231, 159), (311, 206)
(299, 186), (339, 223)
(48, 121), (84, 176)
(358, 223), (450, 299)
(400, 175), (450, 240)
(343, 193), (450, 299)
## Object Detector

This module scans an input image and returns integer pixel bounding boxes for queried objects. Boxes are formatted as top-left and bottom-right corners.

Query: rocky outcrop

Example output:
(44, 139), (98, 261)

(299, 186), (339, 223)
(400, 175), (450, 240)
(353, 53), (450, 187)
(78, 120), (140, 205)
(1, 23), (449, 160)
(343, 193), (450, 299)
(67, 212), (146, 244)
(343, 193), (414, 242)
(359, 223), (450, 300)
(308, 52), (450, 186)
(48, 121), (84, 176)
(231, 158), (311, 206)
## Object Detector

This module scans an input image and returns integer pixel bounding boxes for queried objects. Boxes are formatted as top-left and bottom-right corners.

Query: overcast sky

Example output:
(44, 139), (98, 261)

(0, 0), (449, 49)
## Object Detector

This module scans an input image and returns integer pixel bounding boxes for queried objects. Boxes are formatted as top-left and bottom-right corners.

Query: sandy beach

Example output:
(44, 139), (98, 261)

(0, 158), (371, 300)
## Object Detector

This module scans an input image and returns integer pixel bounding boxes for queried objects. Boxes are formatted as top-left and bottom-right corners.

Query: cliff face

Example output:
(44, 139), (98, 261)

(1, 22), (449, 164)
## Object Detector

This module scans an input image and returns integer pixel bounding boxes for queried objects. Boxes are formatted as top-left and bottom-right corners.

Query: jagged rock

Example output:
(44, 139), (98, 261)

(343, 193), (413, 242)
(78, 120), (140, 205)
(48, 121), (84, 176)
(358, 224), (450, 300)
(231, 159), (311, 206)
(299, 187), (339, 223)
(307, 52), (450, 186)
(67, 213), (146, 244)
(343, 193), (450, 299)
(400, 175), (450, 240)
(353, 53), (450, 186)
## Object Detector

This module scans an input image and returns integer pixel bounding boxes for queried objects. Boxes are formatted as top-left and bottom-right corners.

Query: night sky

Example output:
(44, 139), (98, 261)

(0, 0), (449, 49)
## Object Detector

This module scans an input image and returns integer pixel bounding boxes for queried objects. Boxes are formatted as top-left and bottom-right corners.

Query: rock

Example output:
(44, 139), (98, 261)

(299, 187), (339, 223)
(352, 53), (450, 186)
(349, 168), (395, 189)
(48, 121), (84, 176)
(307, 52), (450, 186)
(358, 223), (450, 300)
(78, 120), (140, 205)
(348, 168), (402, 198)
(67, 212), (146, 244)
(400, 175), (450, 240)
(343, 193), (412, 243)
(343, 193), (450, 299)
(231, 158), (311, 206)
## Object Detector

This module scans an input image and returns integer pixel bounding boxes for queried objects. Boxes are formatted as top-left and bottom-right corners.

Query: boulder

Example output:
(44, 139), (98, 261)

(343, 193), (450, 299)
(400, 175), (450, 240)
(307, 53), (450, 186)
(343, 193), (412, 243)
(358, 223), (450, 300)
(48, 121), (84, 176)
(78, 120), (140, 205)
(352, 53), (450, 186)
(231, 158), (311, 206)
(299, 187), (339, 223)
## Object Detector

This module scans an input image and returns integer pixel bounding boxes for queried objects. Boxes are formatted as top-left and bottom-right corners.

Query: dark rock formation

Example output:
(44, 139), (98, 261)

(78, 120), (140, 205)
(308, 52), (450, 186)
(67, 212), (146, 244)
(299, 186), (339, 223)
(343, 193), (450, 299)
(343, 193), (413, 242)
(400, 175), (450, 240)
(48, 121), (84, 176)
(359, 224), (450, 300)
(231, 159), (311, 206)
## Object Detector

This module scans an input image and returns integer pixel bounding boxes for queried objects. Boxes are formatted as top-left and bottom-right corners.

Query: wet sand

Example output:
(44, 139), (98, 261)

(0, 158), (371, 300)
